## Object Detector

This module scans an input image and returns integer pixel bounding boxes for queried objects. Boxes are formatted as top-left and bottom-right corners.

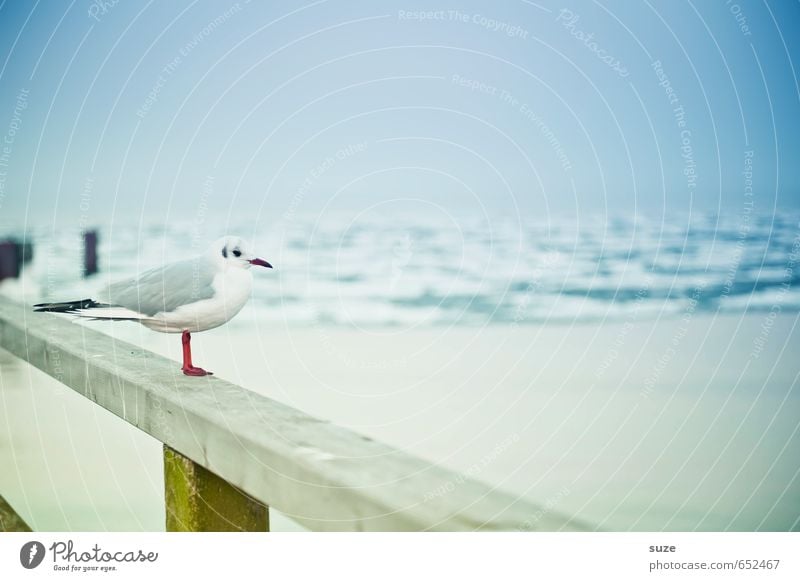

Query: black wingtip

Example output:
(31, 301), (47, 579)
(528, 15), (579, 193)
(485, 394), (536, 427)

(33, 299), (103, 313)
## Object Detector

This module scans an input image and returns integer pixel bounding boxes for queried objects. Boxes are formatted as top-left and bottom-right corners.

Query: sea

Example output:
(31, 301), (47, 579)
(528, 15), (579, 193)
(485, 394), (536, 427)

(4, 210), (799, 326)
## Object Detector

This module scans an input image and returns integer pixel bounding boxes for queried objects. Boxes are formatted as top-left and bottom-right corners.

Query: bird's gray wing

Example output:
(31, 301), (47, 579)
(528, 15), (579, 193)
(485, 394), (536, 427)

(104, 256), (216, 316)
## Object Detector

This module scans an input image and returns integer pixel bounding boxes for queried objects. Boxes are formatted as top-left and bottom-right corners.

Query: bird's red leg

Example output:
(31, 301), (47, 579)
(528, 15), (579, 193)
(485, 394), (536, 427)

(181, 330), (213, 376)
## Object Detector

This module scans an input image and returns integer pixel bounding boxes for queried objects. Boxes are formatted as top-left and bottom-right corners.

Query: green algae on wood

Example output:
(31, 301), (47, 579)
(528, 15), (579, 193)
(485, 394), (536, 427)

(164, 445), (268, 531)
(0, 494), (32, 532)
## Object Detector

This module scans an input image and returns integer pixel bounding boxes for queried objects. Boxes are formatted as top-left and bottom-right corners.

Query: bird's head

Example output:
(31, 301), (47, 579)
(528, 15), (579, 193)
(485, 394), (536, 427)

(209, 236), (273, 271)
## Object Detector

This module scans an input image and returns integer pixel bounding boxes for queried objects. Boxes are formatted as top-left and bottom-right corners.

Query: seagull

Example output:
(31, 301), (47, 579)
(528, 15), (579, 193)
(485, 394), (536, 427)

(33, 235), (273, 376)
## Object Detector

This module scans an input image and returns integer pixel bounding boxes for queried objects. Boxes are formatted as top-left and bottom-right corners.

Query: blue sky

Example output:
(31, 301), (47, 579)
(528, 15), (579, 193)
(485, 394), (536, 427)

(0, 0), (798, 229)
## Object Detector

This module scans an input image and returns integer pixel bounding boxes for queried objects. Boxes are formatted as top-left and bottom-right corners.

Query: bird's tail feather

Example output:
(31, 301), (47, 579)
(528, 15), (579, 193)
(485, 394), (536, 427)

(72, 307), (152, 321)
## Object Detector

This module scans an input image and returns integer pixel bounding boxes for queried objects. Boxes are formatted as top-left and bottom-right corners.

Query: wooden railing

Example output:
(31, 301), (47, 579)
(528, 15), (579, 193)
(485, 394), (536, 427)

(0, 296), (583, 531)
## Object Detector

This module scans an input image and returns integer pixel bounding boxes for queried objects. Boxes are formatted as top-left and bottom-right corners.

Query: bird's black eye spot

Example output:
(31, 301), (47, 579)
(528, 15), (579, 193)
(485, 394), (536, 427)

(221, 247), (228, 258)
(233, 249), (242, 257)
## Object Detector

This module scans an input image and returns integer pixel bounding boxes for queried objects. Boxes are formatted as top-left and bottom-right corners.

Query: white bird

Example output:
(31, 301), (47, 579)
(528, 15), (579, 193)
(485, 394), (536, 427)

(33, 235), (273, 376)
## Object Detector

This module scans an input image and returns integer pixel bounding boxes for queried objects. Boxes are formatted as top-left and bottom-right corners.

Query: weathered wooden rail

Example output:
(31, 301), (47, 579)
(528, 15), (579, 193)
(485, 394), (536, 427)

(0, 296), (581, 531)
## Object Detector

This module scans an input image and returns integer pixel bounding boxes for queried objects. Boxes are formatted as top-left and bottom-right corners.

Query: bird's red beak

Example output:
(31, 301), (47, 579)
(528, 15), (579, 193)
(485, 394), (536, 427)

(249, 258), (273, 268)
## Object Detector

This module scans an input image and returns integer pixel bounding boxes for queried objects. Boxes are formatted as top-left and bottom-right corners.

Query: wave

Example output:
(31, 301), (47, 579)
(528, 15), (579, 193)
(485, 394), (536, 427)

(5, 212), (799, 327)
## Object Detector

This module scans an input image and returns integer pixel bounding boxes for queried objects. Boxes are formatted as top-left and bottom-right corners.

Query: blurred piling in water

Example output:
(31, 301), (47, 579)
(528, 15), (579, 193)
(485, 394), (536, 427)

(83, 229), (98, 277)
(0, 239), (33, 282)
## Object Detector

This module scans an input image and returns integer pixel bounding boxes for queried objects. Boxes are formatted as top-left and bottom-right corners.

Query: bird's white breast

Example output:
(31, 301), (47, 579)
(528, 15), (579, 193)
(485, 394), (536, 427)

(145, 268), (253, 333)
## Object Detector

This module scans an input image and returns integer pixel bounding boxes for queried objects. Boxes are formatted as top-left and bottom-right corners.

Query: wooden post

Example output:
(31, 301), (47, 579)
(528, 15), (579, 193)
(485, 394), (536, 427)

(0, 494), (32, 532)
(83, 230), (98, 277)
(163, 445), (269, 532)
(0, 240), (20, 282)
